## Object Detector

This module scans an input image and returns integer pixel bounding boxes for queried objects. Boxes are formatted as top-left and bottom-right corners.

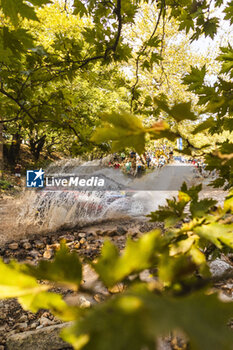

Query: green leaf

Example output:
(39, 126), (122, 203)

(150, 52), (163, 64)
(216, 0), (224, 6)
(190, 198), (217, 218)
(73, 0), (88, 17)
(62, 290), (233, 350)
(2, 27), (34, 57)
(180, 183), (202, 202)
(179, 17), (195, 33)
(29, 0), (52, 5)
(149, 195), (188, 228)
(224, 2), (233, 25)
(194, 223), (233, 249)
(183, 65), (206, 91)
(150, 129), (180, 142)
(192, 117), (215, 134)
(147, 36), (161, 48)
(142, 60), (151, 71)
(217, 45), (233, 77)
(0, 256), (78, 321)
(1, 0), (39, 25)
(22, 242), (82, 289)
(170, 102), (197, 121)
(158, 252), (197, 284)
(1, 0), (19, 25)
(169, 236), (196, 256)
(203, 18), (219, 39)
(0, 259), (48, 298)
(154, 98), (198, 121)
(224, 191), (233, 212)
(18, 291), (76, 321)
(91, 112), (147, 154)
(93, 231), (161, 287)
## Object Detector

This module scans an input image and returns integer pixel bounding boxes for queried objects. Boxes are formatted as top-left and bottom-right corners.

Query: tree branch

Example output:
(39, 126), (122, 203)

(77, 0), (122, 69)
(131, 0), (166, 111)
(0, 88), (37, 122)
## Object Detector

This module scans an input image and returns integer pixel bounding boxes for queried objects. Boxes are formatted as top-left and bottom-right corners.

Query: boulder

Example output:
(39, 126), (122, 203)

(209, 259), (232, 277)
(8, 242), (19, 250)
(6, 323), (72, 350)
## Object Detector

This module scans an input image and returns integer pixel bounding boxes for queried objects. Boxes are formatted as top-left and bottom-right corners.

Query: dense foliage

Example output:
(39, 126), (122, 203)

(0, 1), (233, 349)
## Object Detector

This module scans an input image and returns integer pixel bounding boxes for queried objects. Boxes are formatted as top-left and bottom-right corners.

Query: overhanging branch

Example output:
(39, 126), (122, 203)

(131, 0), (166, 111)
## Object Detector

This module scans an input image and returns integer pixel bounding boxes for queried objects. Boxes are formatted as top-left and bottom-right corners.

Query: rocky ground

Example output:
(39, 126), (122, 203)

(0, 192), (232, 350)
(0, 215), (165, 350)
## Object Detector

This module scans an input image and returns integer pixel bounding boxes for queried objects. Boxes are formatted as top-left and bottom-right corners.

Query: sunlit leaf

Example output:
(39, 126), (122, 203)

(0, 259), (47, 298)
(194, 223), (233, 249)
(22, 242), (83, 289)
(93, 231), (161, 287)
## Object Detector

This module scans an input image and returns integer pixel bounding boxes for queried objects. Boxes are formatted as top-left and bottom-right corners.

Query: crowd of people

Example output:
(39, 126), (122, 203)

(108, 146), (174, 177)
(107, 145), (213, 179)
(188, 158), (210, 177)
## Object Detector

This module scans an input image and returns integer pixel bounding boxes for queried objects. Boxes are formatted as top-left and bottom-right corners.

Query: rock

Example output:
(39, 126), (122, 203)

(7, 330), (16, 337)
(117, 226), (127, 234)
(64, 294), (93, 308)
(41, 312), (51, 319)
(79, 296), (91, 309)
(78, 233), (86, 238)
(30, 250), (40, 258)
(126, 228), (139, 237)
(139, 270), (155, 282)
(219, 292), (233, 302)
(0, 345), (4, 350)
(157, 338), (172, 350)
(8, 242), (18, 250)
(108, 283), (124, 294)
(94, 294), (105, 303)
(0, 325), (7, 332)
(95, 229), (104, 235)
(80, 238), (86, 245)
(209, 259), (232, 277)
(25, 257), (33, 262)
(103, 227), (118, 236)
(18, 315), (28, 323)
(6, 323), (72, 350)
(15, 323), (28, 331)
(74, 242), (80, 249)
(30, 322), (39, 329)
(0, 312), (6, 320)
(107, 230), (117, 237)
(39, 317), (54, 327)
(27, 313), (36, 321)
(43, 250), (53, 259)
(225, 282), (233, 289)
(48, 243), (60, 250)
(60, 235), (73, 242)
(34, 241), (45, 249)
(22, 242), (32, 250)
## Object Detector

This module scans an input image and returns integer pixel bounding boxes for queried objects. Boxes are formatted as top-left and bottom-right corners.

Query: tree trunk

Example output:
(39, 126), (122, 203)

(29, 135), (46, 161)
(0, 119), (3, 178)
(4, 132), (22, 166)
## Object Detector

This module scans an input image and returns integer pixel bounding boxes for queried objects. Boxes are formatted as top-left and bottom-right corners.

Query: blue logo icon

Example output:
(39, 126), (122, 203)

(26, 169), (44, 188)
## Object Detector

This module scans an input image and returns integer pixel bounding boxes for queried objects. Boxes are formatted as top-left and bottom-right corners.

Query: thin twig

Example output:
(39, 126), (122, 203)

(131, 0), (165, 111)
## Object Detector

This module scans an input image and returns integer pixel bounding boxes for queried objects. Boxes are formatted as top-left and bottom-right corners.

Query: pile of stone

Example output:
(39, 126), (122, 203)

(0, 219), (161, 349)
